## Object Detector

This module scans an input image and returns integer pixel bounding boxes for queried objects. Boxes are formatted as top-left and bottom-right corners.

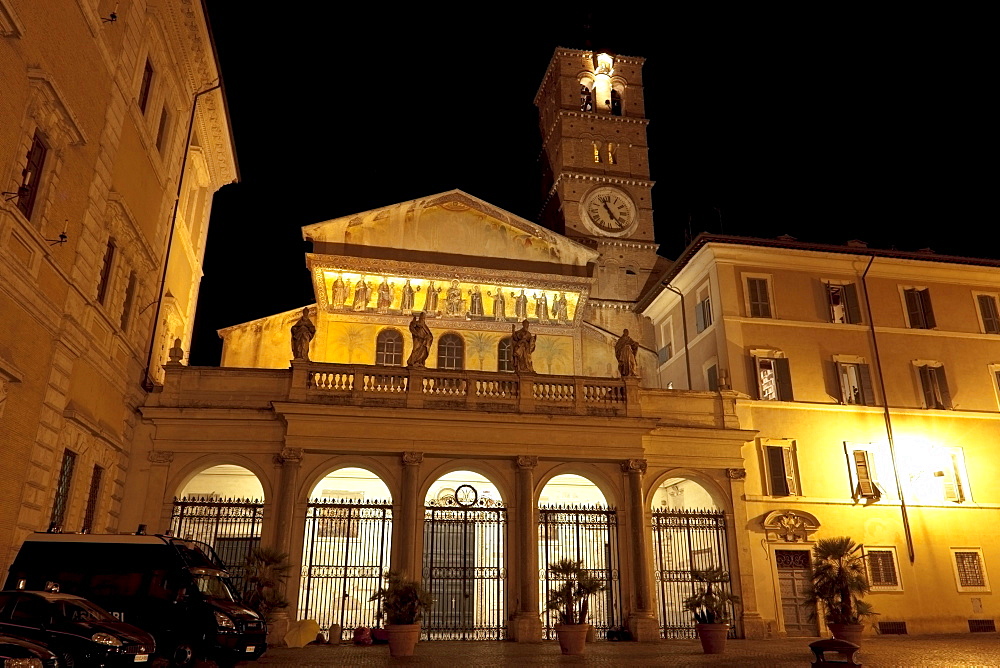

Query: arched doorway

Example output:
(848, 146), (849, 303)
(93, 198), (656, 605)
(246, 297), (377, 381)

(422, 471), (506, 640)
(299, 468), (392, 641)
(538, 474), (622, 639)
(649, 477), (735, 639)
(171, 465), (265, 592)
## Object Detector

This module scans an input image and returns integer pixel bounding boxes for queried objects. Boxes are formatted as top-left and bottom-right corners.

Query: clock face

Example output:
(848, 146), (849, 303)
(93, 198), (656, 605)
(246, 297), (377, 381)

(581, 187), (637, 236)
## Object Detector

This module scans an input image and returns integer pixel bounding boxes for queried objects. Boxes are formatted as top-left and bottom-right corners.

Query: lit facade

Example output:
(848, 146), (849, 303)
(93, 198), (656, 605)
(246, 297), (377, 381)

(0, 0), (235, 571)
(641, 235), (1000, 635)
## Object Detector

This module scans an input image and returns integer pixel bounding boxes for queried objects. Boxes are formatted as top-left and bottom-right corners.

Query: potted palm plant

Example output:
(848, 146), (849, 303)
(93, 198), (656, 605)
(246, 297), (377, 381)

(545, 559), (607, 655)
(369, 571), (434, 657)
(683, 567), (740, 654)
(805, 536), (877, 646)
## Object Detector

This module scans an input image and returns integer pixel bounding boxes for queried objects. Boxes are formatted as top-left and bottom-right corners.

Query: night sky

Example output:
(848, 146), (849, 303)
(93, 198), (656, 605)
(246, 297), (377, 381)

(190, 6), (992, 365)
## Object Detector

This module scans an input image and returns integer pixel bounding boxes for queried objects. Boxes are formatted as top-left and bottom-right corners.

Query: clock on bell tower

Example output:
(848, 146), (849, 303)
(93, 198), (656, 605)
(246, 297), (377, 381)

(535, 48), (660, 300)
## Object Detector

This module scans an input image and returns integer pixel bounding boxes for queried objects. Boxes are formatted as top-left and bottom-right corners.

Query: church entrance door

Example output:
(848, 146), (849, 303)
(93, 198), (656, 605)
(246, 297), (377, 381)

(422, 484), (507, 639)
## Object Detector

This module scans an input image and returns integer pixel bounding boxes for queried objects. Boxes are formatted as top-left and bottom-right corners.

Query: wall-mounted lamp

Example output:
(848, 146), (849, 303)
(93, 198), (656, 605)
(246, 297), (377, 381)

(45, 232), (68, 246)
(2, 185), (29, 202)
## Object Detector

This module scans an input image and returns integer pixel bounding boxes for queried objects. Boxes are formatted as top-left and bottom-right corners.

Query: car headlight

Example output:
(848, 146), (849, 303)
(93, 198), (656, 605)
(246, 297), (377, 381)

(4, 659), (44, 668)
(214, 611), (236, 630)
(91, 632), (123, 647)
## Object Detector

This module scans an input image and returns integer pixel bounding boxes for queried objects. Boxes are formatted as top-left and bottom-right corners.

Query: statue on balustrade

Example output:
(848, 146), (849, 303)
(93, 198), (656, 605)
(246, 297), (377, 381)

(407, 312), (433, 368)
(511, 320), (536, 374)
(290, 308), (315, 361)
(615, 328), (639, 378)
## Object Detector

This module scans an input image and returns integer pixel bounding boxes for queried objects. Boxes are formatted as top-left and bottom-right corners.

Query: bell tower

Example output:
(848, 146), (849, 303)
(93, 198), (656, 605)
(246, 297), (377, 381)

(535, 48), (659, 301)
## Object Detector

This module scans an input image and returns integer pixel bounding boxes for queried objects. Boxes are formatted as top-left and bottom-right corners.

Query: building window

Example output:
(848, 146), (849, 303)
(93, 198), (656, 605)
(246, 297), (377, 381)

(753, 353), (794, 401)
(837, 361), (875, 406)
(592, 140), (602, 163)
(695, 285), (712, 333)
(762, 440), (799, 496)
(705, 363), (719, 391)
(50, 449), (77, 530)
(138, 58), (154, 112)
(96, 238), (116, 305)
(607, 142), (618, 165)
(610, 88), (622, 116)
(81, 465), (103, 533)
(903, 288), (936, 329)
(826, 282), (861, 324)
(865, 547), (902, 590)
(15, 130), (48, 220)
(155, 105), (169, 152)
(375, 329), (403, 366)
(940, 448), (968, 503)
(579, 83), (593, 112)
(497, 337), (513, 372)
(951, 548), (990, 592)
(437, 333), (464, 370)
(850, 449), (881, 500)
(915, 362), (950, 409)
(975, 294), (1000, 334)
(745, 276), (772, 318)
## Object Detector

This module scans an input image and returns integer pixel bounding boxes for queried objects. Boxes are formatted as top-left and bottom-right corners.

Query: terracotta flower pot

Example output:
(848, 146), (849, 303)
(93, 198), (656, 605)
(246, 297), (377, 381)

(385, 623), (421, 657)
(695, 623), (730, 654)
(828, 622), (863, 646)
(555, 623), (591, 655)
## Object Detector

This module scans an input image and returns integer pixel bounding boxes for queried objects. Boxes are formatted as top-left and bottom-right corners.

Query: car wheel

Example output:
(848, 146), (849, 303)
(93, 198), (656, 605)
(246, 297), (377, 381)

(172, 644), (195, 667)
(59, 651), (76, 668)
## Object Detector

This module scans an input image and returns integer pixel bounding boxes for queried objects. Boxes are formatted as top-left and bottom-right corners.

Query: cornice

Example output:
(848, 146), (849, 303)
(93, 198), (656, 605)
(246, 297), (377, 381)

(540, 109), (649, 154)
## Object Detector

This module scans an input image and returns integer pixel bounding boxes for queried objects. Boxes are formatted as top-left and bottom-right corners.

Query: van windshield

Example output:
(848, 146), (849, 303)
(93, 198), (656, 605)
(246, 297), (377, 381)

(192, 574), (235, 602)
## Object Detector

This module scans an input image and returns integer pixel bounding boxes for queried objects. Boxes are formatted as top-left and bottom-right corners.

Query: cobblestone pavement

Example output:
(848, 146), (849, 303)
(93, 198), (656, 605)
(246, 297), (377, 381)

(243, 634), (1000, 667)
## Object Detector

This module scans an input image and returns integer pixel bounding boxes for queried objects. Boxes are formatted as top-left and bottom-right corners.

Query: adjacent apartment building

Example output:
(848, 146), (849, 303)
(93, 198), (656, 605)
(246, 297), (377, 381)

(641, 233), (1000, 635)
(0, 0), (235, 569)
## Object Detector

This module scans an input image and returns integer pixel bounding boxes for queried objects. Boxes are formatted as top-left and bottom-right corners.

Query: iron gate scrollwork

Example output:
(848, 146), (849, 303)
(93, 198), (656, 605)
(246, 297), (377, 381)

(538, 505), (622, 640)
(299, 499), (392, 641)
(170, 497), (264, 595)
(652, 508), (737, 639)
(422, 488), (507, 640)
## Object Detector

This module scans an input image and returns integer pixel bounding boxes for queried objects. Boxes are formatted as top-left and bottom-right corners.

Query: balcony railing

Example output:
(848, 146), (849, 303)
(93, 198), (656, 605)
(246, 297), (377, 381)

(291, 362), (640, 417)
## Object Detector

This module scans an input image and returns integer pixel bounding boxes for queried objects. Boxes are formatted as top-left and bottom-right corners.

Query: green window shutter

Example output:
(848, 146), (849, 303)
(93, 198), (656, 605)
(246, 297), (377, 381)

(919, 289), (936, 328)
(934, 366), (951, 408)
(941, 453), (965, 503)
(905, 289), (924, 328)
(853, 450), (877, 497)
(858, 364), (876, 406)
(844, 284), (862, 324)
(695, 302), (706, 332)
(774, 357), (794, 401)
(978, 295), (1000, 334)
(766, 445), (790, 496)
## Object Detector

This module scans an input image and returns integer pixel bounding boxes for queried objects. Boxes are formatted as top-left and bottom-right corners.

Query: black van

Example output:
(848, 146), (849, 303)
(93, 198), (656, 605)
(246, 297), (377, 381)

(4, 533), (266, 667)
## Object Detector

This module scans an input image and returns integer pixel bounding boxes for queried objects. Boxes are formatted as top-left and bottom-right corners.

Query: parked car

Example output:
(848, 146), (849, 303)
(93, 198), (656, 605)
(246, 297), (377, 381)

(5, 533), (265, 666)
(0, 591), (154, 668)
(0, 633), (59, 668)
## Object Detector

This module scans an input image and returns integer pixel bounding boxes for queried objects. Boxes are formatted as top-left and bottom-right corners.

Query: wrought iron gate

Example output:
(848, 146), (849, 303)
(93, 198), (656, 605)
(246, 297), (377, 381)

(170, 497), (263, 593)
(538, 505), (622, 639)
(422, 485), (507, 640)
(299, 500), (392, 641)
(652, 508), (736, 639)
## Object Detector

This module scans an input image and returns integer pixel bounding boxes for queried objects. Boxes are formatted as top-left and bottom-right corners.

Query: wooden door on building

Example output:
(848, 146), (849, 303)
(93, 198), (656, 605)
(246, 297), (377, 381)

(775, 549), (818, 636)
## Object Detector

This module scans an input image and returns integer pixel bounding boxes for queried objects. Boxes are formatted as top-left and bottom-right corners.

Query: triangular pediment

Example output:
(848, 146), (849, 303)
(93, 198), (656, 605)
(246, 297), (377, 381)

(302, 190), (598, 268)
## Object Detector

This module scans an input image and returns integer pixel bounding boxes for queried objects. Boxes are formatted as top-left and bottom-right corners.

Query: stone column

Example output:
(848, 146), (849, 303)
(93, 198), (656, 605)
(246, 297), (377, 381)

(621, 458), (658, 641)
(398, 451), (423, 581)
(727, 467), (767, 639)
(270, 447), (302, 645)
(143, 451), (173, 532)
(509, 455), (542, 642)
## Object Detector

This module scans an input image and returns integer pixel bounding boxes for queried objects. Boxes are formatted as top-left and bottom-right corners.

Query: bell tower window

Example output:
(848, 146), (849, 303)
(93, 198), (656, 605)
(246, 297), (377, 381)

(580, 83), (594, 112)
(610, 89), (622, 116)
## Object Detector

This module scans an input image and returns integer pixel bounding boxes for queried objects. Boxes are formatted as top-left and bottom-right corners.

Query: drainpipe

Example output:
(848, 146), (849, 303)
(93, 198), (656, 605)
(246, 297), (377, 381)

(664, 284), (692, 390)
(141, 82), (221, 391)
(861, 256), (915, 563)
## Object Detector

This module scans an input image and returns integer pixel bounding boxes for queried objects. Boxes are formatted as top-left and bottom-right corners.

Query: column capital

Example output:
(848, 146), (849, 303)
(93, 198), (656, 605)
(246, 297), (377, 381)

(620, 458), (647, 475)
(276, 447), (303, 465)
(515, 455), (538, 470)
(148, 450), (173, 464)
(727, 467), (747, 480)
(402, 451), (424, 466)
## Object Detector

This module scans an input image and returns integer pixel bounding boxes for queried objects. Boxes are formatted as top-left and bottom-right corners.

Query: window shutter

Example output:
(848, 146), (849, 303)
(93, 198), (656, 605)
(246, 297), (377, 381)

(825, 283), (838, 322)
(919, 365), (936, 408)
(695, 301), (705, 333)
(858, 364), (876, 406)
(941, 457), (963, 502)
(853, 450), (877, 497)
(749, 356), (760, 399)
(706, 365), (719, 391)
(782, 447), (798, 495)
(934, 366), (951, 408)
(978, 295), (1000, 334)
(919, 289), (936, 328)
(17, 132), (48, 218)
(844, 284), (861, 324)
(774, 357), (794, 401)
(766, 445), (790, 496)
(905, 289), (923, 328)
(836, 362), (850, 403)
